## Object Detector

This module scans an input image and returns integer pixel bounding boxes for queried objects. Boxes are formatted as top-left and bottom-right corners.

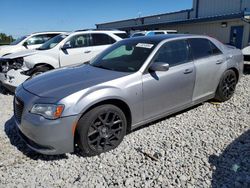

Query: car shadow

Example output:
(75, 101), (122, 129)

(4, 116), (69, 161)
(0, 83), (14, 95)
(243, 63), (250, 75)
(209, 130), (250, 188)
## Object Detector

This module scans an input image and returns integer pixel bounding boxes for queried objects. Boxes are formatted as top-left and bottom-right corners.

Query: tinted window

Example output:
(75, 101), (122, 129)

(131, 33), (145, 37)
(209, 41), (222, 55)
(114, 33), (129, 39)
(189, 38), (213, 59)
(154, 32), (165, 35)
(154, 40), (190, 67)
(91, 34), (116, 46)
(65, 34), (90, 48)
(167, 31), (178, 34)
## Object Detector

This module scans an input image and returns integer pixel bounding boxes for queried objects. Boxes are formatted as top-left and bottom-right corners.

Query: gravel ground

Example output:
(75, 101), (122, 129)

(0, 64), (249, 188)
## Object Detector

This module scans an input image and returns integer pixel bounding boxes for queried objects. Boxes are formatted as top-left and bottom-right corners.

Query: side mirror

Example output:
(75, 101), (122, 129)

(125, 45), (133, 51)
(60, 43), (71, 50)
(149, 62), (169, 72)
(23, 41), (28, 47)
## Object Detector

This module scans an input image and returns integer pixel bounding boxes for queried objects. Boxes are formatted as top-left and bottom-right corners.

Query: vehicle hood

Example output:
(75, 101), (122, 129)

(23, 64), (129, 98)
(3, 49), (37, 59)
(0, 45), (13, 56)
(0, 45), (9, 49)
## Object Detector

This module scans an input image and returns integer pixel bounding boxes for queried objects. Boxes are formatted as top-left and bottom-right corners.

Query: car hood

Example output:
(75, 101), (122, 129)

(3, 49), (37, 59)
(0, 45), (9, 49)
(0, 45), (13, 56)
(23, 64), (129, 98)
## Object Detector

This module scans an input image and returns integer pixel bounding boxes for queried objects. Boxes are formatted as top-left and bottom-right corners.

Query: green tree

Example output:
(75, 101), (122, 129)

(0, 33), (14, 45)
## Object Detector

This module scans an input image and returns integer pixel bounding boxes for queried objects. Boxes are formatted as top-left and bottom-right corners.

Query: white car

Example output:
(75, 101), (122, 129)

(0, 31), (63, 57)
(0, 30), (128, 91)
(131, 30), (177, 37)
(242, 45), (250, 60)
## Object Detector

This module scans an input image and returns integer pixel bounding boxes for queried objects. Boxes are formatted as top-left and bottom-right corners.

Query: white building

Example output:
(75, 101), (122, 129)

(96, 0), (250, 49)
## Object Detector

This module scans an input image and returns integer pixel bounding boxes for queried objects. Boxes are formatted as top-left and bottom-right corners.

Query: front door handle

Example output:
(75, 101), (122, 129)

(183, 68), (193, 74)
(84, 50), (91, 53)
(216, 60), (223, 64)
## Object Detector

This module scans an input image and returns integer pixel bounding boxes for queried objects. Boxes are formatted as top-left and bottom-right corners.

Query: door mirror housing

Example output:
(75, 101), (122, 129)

(23, 41), (28, 47)
(60, 43), (71, 50)
(149, 62), (169, 72)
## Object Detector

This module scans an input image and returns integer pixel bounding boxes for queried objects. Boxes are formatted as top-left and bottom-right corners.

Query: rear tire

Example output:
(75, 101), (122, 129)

(77, 104), (127, 156)
(214, 70), (237, 102)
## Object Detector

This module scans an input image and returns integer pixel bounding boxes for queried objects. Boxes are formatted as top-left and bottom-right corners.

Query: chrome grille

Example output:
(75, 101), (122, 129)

(14, 97), (24, 124)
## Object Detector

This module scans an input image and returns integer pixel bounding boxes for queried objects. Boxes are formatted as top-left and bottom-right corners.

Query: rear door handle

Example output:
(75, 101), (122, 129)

(183, 68), (193, 74)
(216, 60), (223, 64)
(84, 50), (91, 53)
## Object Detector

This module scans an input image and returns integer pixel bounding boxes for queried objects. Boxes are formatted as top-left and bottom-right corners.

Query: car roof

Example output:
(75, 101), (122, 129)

(74, 30), (126, 34)
(125, 34), (195, 43)
(31, 31), (65, 35)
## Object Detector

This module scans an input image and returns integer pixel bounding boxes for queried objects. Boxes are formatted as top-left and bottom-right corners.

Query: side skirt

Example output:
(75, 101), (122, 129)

(131, 94), (214, 131)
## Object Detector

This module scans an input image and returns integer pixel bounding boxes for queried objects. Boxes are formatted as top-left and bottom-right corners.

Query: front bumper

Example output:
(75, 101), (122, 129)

(15, 86), (78, 155)
(0, 69), (29, 92)
(16, 114), (77, 155)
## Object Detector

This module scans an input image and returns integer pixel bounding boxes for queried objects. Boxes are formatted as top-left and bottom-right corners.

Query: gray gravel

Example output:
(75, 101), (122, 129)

(0, 64), (249, 188)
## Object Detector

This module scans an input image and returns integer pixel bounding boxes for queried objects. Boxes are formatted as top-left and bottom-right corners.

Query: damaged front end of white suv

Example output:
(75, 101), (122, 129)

(0, 57), (31, 92)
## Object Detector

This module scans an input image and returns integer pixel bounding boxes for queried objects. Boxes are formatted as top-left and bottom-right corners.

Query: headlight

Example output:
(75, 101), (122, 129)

(30, 104), (64, 119)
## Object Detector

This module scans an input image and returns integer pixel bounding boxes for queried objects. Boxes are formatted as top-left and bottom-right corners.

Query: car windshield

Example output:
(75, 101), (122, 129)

(37, 34), (68, 50)
(90, 40), (158, 72)
(10, 36), (28, 45)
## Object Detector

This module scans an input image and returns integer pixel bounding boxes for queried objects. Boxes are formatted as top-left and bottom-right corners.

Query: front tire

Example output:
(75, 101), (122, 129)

(30, 66), (51, 78)
(77, 104), (127, 156)
(214, 70), (237, 102)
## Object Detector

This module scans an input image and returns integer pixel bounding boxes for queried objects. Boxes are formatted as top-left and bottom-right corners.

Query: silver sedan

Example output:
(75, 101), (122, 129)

(14, 34), (244, 156)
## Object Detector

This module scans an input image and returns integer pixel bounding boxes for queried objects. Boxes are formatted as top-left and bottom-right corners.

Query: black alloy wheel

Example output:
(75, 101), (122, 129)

(77, 105), (127, 156)
(88, 111), (124, 151)
(221, 72), (237, 99)
(215, 70), (237, 102)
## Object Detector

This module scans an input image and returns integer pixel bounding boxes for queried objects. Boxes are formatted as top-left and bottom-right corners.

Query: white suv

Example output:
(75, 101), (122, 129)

(0, 30), (128, 91)
(0, 31), (63, 57)
(131, 30), (177, 37)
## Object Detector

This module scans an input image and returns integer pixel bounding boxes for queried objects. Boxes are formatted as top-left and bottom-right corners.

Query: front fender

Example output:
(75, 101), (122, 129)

(61, 86), (130, 116)
(24, 54), (59, 69)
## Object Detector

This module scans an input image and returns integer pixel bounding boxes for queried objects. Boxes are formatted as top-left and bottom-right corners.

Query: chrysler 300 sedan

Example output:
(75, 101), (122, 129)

(14, 35), (244, 156)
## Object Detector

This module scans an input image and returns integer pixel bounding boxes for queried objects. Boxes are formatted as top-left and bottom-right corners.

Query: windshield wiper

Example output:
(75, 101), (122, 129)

(91, 64), (113, 71)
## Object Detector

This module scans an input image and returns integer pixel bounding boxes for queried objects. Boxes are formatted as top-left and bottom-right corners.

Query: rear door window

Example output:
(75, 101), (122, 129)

(209, 41), (222, 55)
(91, 34), (116, 46)
(131, 33), (145, 37)
(188, 38), (213, 59)
(154, 39), (190, 67)
(65, 34), (91, 48)
(154, 32), (165, 35)
(114, 33), (129, 39)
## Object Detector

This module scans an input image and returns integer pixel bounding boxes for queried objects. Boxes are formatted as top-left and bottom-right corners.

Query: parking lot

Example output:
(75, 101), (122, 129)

(0, 63), (249, 187)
